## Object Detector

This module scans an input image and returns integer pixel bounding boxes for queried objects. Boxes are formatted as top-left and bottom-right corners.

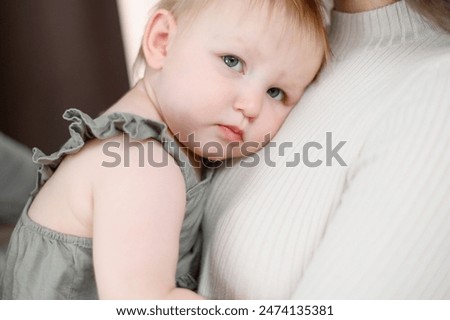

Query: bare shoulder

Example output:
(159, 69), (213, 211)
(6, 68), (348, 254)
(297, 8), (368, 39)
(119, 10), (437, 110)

(29, 134), (185, 238)
(26, 137), (109, 237)
(89, 134), (185, 190)
(90, 134), (186, 220)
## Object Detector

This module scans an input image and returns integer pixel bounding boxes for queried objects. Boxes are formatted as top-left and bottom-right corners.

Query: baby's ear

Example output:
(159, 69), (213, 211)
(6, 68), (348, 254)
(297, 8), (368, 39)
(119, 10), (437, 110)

(142, 9), (177, 69)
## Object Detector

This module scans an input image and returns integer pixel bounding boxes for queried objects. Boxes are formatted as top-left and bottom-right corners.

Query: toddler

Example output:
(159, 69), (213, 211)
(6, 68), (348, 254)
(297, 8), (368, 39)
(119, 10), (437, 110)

(1, 0), (327, 299)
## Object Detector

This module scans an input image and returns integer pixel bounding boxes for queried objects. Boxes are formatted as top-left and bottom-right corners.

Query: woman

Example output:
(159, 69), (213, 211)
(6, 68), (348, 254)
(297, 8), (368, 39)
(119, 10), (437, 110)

(198, 0), (450, 299)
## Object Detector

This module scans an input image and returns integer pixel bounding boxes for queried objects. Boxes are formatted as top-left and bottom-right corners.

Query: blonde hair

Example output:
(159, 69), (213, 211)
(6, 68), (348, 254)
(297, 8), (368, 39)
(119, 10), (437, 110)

(406, 0), (450, 32)
(132, 0), (329, 84)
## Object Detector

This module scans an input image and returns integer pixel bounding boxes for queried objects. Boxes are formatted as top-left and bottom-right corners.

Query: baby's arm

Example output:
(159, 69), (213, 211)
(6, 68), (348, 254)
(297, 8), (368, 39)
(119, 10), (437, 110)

(91, 137), (202, 299)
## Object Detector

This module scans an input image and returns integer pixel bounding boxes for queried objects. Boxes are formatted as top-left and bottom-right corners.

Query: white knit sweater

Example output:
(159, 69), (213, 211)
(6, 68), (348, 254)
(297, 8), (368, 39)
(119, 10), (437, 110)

(198, 1), (450, 299)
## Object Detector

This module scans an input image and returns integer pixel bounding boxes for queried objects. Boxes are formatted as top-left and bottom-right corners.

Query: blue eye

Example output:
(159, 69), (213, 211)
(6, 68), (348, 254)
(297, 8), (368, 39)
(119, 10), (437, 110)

(222, 55), (244, 72)
(267, 87), (285, 101)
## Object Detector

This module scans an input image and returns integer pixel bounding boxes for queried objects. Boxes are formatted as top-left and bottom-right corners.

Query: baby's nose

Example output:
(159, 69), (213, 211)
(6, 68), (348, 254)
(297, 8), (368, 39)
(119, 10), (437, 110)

(233, 93), (263, 120)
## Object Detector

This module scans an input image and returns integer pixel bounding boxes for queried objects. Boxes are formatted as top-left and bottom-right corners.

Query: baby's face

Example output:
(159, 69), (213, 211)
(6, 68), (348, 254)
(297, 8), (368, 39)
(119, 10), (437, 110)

(153, 1), (324, 159)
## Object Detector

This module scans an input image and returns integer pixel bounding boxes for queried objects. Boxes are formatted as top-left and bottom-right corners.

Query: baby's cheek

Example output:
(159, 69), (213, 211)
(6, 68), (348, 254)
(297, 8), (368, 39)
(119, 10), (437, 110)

(261, 118), (282, 140)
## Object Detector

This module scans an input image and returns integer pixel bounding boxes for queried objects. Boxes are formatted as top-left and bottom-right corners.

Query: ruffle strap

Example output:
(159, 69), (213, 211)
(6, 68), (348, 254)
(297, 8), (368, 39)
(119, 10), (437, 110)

(30, 108), (197, 194)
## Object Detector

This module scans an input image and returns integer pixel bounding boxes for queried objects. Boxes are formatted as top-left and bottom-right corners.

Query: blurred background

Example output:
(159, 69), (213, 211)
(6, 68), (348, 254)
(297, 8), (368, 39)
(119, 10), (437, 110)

(0, 0), (157, 153)
(0, 0), (157, 269)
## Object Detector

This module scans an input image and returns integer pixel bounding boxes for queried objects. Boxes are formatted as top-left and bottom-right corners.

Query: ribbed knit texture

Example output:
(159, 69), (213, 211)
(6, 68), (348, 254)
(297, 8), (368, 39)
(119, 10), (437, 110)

(198, 1), (450, 299)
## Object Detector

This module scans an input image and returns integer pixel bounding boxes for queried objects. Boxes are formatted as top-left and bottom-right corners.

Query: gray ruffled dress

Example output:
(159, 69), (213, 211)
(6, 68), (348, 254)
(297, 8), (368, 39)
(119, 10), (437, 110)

(0, 109), (213, 299)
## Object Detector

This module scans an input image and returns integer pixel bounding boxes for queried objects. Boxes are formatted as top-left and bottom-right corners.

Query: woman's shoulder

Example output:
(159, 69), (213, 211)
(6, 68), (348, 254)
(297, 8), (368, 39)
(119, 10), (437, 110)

(403, 49), (450, 90)
(409, 32), (450, 69)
